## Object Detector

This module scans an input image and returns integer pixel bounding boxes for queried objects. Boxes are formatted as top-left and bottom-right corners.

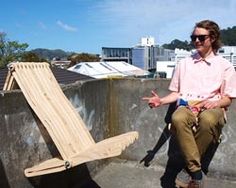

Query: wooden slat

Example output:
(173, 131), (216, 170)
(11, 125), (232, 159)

(25, 131), (138, 177)
(3, 70), (18, 90)
(70, 131), (139, 165)
(24, 158), (66, 177)
(11, 63), (95, 158)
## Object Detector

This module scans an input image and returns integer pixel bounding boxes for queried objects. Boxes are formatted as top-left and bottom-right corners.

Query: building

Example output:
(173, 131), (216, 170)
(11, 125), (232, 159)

(174, 46), (236, 67)
(101, 47), (132, 64)
(101, 37), (175, 71)
(140, 36), (155, 46)
(218, 46), (236, 67)
(132, 37), (174, 71)
(156, 61), (176, 79)
(132, 46), (151, 70)
(173, 46), (236, 68)
(131, 46), (174, 70)
(51, 60), (71, 69)
(155, 46), (236, 79)
(101, 37), (236, 76)
(174, 48), (192, 62)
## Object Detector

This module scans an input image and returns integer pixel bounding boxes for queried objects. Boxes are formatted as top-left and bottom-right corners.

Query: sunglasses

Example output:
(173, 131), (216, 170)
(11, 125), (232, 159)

(190, 35), (210, 42)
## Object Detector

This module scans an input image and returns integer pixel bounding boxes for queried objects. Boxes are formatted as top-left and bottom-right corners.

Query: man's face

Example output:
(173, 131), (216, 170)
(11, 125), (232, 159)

(191, 27), (213, 55)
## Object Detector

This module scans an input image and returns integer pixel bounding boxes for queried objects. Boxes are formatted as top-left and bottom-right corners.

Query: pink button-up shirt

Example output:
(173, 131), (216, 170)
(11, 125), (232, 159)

(169, 52), (236, 102)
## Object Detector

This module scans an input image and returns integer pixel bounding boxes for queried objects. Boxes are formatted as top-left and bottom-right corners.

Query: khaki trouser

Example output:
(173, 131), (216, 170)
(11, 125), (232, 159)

(171, 106), (225, 173)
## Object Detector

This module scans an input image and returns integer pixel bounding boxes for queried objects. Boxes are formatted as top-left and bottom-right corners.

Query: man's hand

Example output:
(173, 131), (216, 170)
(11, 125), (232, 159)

(200, 96), (232, 109)
(201, 100), (219, 109)
(142, 90), (161, 108)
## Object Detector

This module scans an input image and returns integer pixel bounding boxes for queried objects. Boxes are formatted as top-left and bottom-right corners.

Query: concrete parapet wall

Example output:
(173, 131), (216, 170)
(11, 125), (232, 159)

(1, 78), (236, 187)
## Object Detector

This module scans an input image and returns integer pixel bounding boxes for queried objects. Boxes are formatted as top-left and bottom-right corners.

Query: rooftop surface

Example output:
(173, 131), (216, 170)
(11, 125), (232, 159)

(0, 66), (93, 90)
(1, 78), (236, 187)
(94, 159), (236, 188)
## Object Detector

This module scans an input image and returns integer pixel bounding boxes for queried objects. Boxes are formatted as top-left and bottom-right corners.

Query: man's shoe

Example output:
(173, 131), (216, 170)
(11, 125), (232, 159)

(175, 169), (191, 188)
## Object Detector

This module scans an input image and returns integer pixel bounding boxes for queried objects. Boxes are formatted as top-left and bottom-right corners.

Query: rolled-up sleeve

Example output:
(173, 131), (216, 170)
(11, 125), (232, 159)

(169, 61), (180, 92)
(222, 66), (236, 98)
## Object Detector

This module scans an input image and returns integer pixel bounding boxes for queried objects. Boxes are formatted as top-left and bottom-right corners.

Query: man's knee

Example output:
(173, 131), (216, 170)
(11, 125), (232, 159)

(171, 107), (193, 129)
(198, 109), (224, 143)
(172, 109), (187, 123)
(199, 110), (221, 128)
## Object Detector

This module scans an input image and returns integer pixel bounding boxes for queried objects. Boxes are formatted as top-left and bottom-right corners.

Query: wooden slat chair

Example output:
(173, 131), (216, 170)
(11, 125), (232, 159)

(3, 62), (138, 177)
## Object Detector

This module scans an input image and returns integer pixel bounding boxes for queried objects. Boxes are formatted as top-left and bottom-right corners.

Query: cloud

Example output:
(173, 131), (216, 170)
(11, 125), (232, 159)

(38, 22), (47, 30)
(91, 0), (236, 45)
(56, 20), (77, 32)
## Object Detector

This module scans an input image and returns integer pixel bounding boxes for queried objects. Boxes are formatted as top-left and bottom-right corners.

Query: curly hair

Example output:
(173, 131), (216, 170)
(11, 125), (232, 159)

(193, 20), (221, 53)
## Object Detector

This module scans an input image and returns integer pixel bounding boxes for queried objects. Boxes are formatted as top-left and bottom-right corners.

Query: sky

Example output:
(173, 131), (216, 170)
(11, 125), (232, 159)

(1, 0), (236, 54)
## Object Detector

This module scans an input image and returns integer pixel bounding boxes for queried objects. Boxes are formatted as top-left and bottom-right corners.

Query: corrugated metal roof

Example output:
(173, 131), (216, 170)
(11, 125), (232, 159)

(51, 67), (93, 84)
(0, 67), (93, 90)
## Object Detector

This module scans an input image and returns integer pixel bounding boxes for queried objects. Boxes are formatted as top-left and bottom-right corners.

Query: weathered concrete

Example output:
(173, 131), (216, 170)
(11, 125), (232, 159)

(1, 78), (236, 187)
(94, 159), (236, 188)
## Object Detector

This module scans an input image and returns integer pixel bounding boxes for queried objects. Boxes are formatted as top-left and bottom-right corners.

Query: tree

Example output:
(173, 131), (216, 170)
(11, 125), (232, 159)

(162, 39), (193, 51)
(221, 26), (236, 46)
(162, 26), (236, 51)
(0, 32), (29, 68)
(21, 51), (47, 62)
(68, 53), (100, 67)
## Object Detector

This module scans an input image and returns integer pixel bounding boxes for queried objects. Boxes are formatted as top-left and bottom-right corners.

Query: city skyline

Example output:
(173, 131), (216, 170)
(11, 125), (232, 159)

(1, 0), (236, 54)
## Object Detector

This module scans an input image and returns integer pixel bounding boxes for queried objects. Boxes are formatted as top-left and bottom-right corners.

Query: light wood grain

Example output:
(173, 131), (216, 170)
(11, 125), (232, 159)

(4, 62), (139, 177)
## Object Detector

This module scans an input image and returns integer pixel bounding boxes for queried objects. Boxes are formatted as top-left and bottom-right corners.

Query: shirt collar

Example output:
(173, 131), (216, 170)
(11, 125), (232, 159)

(192, 52), (216, 65)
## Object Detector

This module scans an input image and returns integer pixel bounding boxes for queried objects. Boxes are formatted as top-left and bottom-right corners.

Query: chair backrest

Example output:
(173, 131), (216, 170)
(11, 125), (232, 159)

(4, 62), (95, 160)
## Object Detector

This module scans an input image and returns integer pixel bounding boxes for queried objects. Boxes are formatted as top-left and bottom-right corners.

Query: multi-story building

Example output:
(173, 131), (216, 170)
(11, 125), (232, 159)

(174, 46), (236, 68)
(101, 37), (175, 71)
(131, 44), (175, 71)
(174, 48), (192, 62)
(131, 37), (175, 71)
(131, 46), (151, 70)
(101, 47), (132, 64)
(156, 47), (236, 78)
(101, 38), (236, 74)
(218, 46), (236, 67)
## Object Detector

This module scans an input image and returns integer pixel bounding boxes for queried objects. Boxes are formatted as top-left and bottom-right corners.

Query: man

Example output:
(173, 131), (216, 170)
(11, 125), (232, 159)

(143, 20), (236, 188)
